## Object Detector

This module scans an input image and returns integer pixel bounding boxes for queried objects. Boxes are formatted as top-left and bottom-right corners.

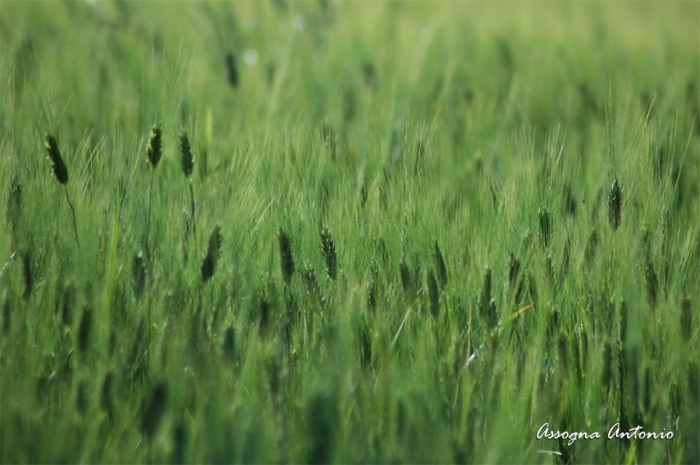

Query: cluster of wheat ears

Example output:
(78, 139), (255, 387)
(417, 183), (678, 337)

(41, 124), (348, 302)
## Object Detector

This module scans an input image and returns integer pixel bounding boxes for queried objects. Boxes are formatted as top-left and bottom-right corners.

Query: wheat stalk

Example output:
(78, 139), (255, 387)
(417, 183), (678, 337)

(45, 134), (80, 249)
(145, 123), (162, 246)
(538, 205), (551, 248)
(179, 131), (196, 242)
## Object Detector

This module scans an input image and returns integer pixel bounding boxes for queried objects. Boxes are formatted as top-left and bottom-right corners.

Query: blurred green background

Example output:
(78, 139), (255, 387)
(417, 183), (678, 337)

(1, 1), (699, 463)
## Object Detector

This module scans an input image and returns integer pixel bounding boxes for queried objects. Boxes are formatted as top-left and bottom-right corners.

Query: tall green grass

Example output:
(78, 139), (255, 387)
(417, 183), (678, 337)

(1, 1), (698, 463)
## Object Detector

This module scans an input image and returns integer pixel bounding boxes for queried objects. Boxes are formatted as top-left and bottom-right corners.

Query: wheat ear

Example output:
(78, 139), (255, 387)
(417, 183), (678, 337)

(45, 134), (80, 249)
(145, 123), (162, 246)
(180, 131), (196, 242)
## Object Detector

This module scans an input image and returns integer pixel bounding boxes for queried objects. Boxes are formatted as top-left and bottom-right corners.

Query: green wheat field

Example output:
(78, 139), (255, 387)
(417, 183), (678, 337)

(1, 1), (699, 463)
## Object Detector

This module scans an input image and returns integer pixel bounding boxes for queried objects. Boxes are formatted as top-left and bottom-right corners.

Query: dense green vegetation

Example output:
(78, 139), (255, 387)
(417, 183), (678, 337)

(1, 1), (699, 463)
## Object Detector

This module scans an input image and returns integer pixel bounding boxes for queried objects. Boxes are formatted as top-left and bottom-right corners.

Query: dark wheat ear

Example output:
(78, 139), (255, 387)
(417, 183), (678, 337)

(607, 176), (622, 231)
(302, 261), (323, 315)
(201, 226), (222, 282)
(179, 131), (194, 179)
(225, 52), (239, 88)
(147, 123), (163, 169)
(78, 308), (92, 354)
(320, 227), (337, 280)
(145, 123), (163, 249)
(278, 228), (295, 285)
(433, 240), (447, 288)
(45, 134), (68, 185)
(538, 205), (552, 248)
(180, 131), (196, 242)
(479, 266), (497, 330)
(131, 251), (146, 299)
(141, 382), (167, 441)
(45, 134), (79, 248)
(5, 176), (22, 249)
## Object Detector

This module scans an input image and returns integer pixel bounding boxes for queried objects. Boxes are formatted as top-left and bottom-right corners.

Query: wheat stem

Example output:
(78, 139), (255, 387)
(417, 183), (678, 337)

(146, 170), (154, 247)
(147, 297), (152, 351)
(64, 186), (80, 249)
(0, 251), (18, 281)
(188, 181), (196, 242)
